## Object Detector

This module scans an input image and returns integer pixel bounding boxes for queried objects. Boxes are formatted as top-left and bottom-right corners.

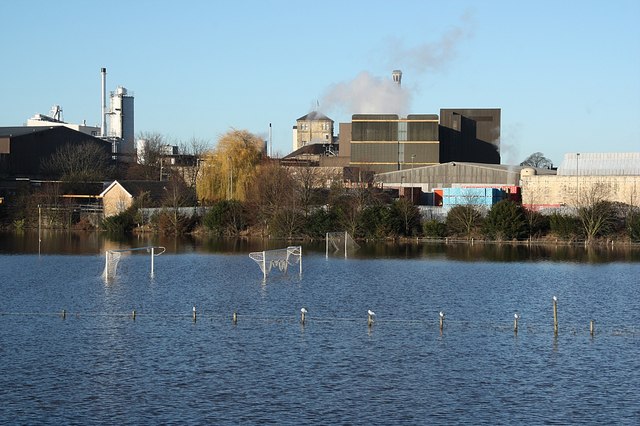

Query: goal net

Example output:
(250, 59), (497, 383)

(249, 246), (302, 279)
(326, 232), (360, 258)
(103, 246), (166, 281)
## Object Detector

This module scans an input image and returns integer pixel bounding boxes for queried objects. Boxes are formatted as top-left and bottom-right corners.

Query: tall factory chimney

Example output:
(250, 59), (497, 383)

(101, 67), (107, 137)
(392, 69), (402, 86)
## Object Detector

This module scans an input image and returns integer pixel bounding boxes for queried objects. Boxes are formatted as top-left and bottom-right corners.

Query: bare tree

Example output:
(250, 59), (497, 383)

(158, 174), (196, 234)
(446, 205), (483, 238)
(576, 181), (616, 244)
(520, 152), (553, 169)
(178, 136), (210, 188)
(291, 166), (323, 217)
(41, 141), (113, 186)
(248, 161), (301, 237)
(393, 198), (421, 236)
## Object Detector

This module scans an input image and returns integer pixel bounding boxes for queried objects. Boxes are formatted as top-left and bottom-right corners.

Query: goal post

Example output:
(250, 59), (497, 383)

(326, 231), (360, 259)
(103, 246), (166, 281)
(249, 245), (302, 280)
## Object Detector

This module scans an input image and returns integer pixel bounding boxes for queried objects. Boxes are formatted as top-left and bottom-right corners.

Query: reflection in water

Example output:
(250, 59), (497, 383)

(0, 249), (638, 424)
(1, 230), (639, 263)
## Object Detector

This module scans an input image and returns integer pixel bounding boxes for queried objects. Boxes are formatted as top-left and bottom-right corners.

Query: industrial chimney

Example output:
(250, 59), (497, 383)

(392, 69), (402, 86)
(101, 67), (107, 137)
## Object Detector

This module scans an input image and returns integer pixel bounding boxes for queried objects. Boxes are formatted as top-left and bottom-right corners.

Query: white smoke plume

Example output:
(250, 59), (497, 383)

(384, 11), (474, 74)
(321, 71), (411, 116)
(319, 12), (474, 118)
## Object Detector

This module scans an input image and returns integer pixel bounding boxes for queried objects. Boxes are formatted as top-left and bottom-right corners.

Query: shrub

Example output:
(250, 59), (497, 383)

(102, 209), (136, 234)
(153, 209), (197, 235)
(303, 208), (338, 239)
(483, 200), (528, 241)
(388, 199), (422, 237)
(203, 200), (247, 236)
(358, 204), (390, 239)
(423, 220), (447, 238)
(549, 212), (581, 239)
(627, 210), (640, 242)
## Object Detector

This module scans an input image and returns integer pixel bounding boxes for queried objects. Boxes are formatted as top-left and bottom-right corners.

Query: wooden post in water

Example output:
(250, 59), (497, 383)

(367, 310), (375, 327)
(553, 296), (558, 335)
(192, 306), (197, 323)
(514, 313), (520, 334)
(232, 311), (238, 324)
(439, 311), (445, 332)
(590, 319), (595, 336)
(61, 309), (66, 320)
(132, 310), (136, 321)
(300, 308), (307, 325)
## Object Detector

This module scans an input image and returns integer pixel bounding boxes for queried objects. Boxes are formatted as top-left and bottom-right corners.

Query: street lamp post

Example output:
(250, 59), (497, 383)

(576, 152), (580, 205)
(410, 154), (416, 204)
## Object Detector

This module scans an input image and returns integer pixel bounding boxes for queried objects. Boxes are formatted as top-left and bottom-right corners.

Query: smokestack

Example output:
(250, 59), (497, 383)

(101, 67), (107, 137)
(268, 123), (272, 158)
(392, 69), (402, 86)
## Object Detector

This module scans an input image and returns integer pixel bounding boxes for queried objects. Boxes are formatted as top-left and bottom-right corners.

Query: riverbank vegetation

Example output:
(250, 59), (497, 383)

(1, 130), (639, 245)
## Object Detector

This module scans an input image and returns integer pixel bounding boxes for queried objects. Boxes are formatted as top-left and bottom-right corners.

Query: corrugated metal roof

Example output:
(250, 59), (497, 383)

(558, 152), (640, 176)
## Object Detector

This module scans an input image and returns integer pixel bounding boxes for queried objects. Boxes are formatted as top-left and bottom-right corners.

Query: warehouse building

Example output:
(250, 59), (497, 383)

(343, 109), (500, 174)
(0, 126), (112, 178)
(520, 152), (640, 211)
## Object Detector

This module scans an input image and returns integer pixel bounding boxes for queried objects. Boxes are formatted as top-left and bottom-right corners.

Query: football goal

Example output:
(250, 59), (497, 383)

(249, 246), (302, 280)
(326, 232), (360, 258)
(103, 246), (166, 281)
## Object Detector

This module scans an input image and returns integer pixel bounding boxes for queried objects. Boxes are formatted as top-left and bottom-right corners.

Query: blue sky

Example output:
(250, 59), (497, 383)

(2, 0), (638, 166)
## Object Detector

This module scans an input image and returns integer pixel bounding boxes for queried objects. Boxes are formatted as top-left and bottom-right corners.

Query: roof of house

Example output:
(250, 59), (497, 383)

(100, 180), (169, 203)
(296, 111), (333, 122)
(283, 143), (336, 159)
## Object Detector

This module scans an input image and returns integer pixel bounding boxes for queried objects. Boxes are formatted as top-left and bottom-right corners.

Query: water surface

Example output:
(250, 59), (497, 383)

(0, 235), (638, 424)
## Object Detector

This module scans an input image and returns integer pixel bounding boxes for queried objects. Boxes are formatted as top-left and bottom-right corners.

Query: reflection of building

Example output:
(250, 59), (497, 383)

(292, 111), (334, 151)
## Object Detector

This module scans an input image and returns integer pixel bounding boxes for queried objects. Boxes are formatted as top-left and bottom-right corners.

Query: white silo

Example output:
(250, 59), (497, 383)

(108, 86), (135, 160)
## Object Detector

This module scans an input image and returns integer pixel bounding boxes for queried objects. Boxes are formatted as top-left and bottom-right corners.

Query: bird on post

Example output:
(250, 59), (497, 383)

(367, 310), (376, 326)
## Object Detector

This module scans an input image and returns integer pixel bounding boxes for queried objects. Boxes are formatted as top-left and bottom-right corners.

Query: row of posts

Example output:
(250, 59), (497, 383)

(58, 297), (597, 336)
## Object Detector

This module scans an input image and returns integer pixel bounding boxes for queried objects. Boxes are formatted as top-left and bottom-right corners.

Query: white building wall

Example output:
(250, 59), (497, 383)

(26, 118), (101, 137)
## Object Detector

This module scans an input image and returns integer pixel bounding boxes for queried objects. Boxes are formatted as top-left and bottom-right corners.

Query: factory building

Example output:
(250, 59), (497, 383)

(350, 114), (440, 174)
(0, 126), (112, 178)
(346, 109), (500, 174)
(292, 111), (335, 152)
(439, 108), (501, 164)
(26, 105), (101, 137)
(521, 152), (640, 211)
(17, 68), (135, 162)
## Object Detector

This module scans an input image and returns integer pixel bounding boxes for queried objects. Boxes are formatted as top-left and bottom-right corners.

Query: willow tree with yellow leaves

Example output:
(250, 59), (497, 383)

(196, 129), (264, 203)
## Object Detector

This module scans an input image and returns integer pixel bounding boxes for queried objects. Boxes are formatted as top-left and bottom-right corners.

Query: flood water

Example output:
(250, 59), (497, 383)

(1, 232), (639, 424)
